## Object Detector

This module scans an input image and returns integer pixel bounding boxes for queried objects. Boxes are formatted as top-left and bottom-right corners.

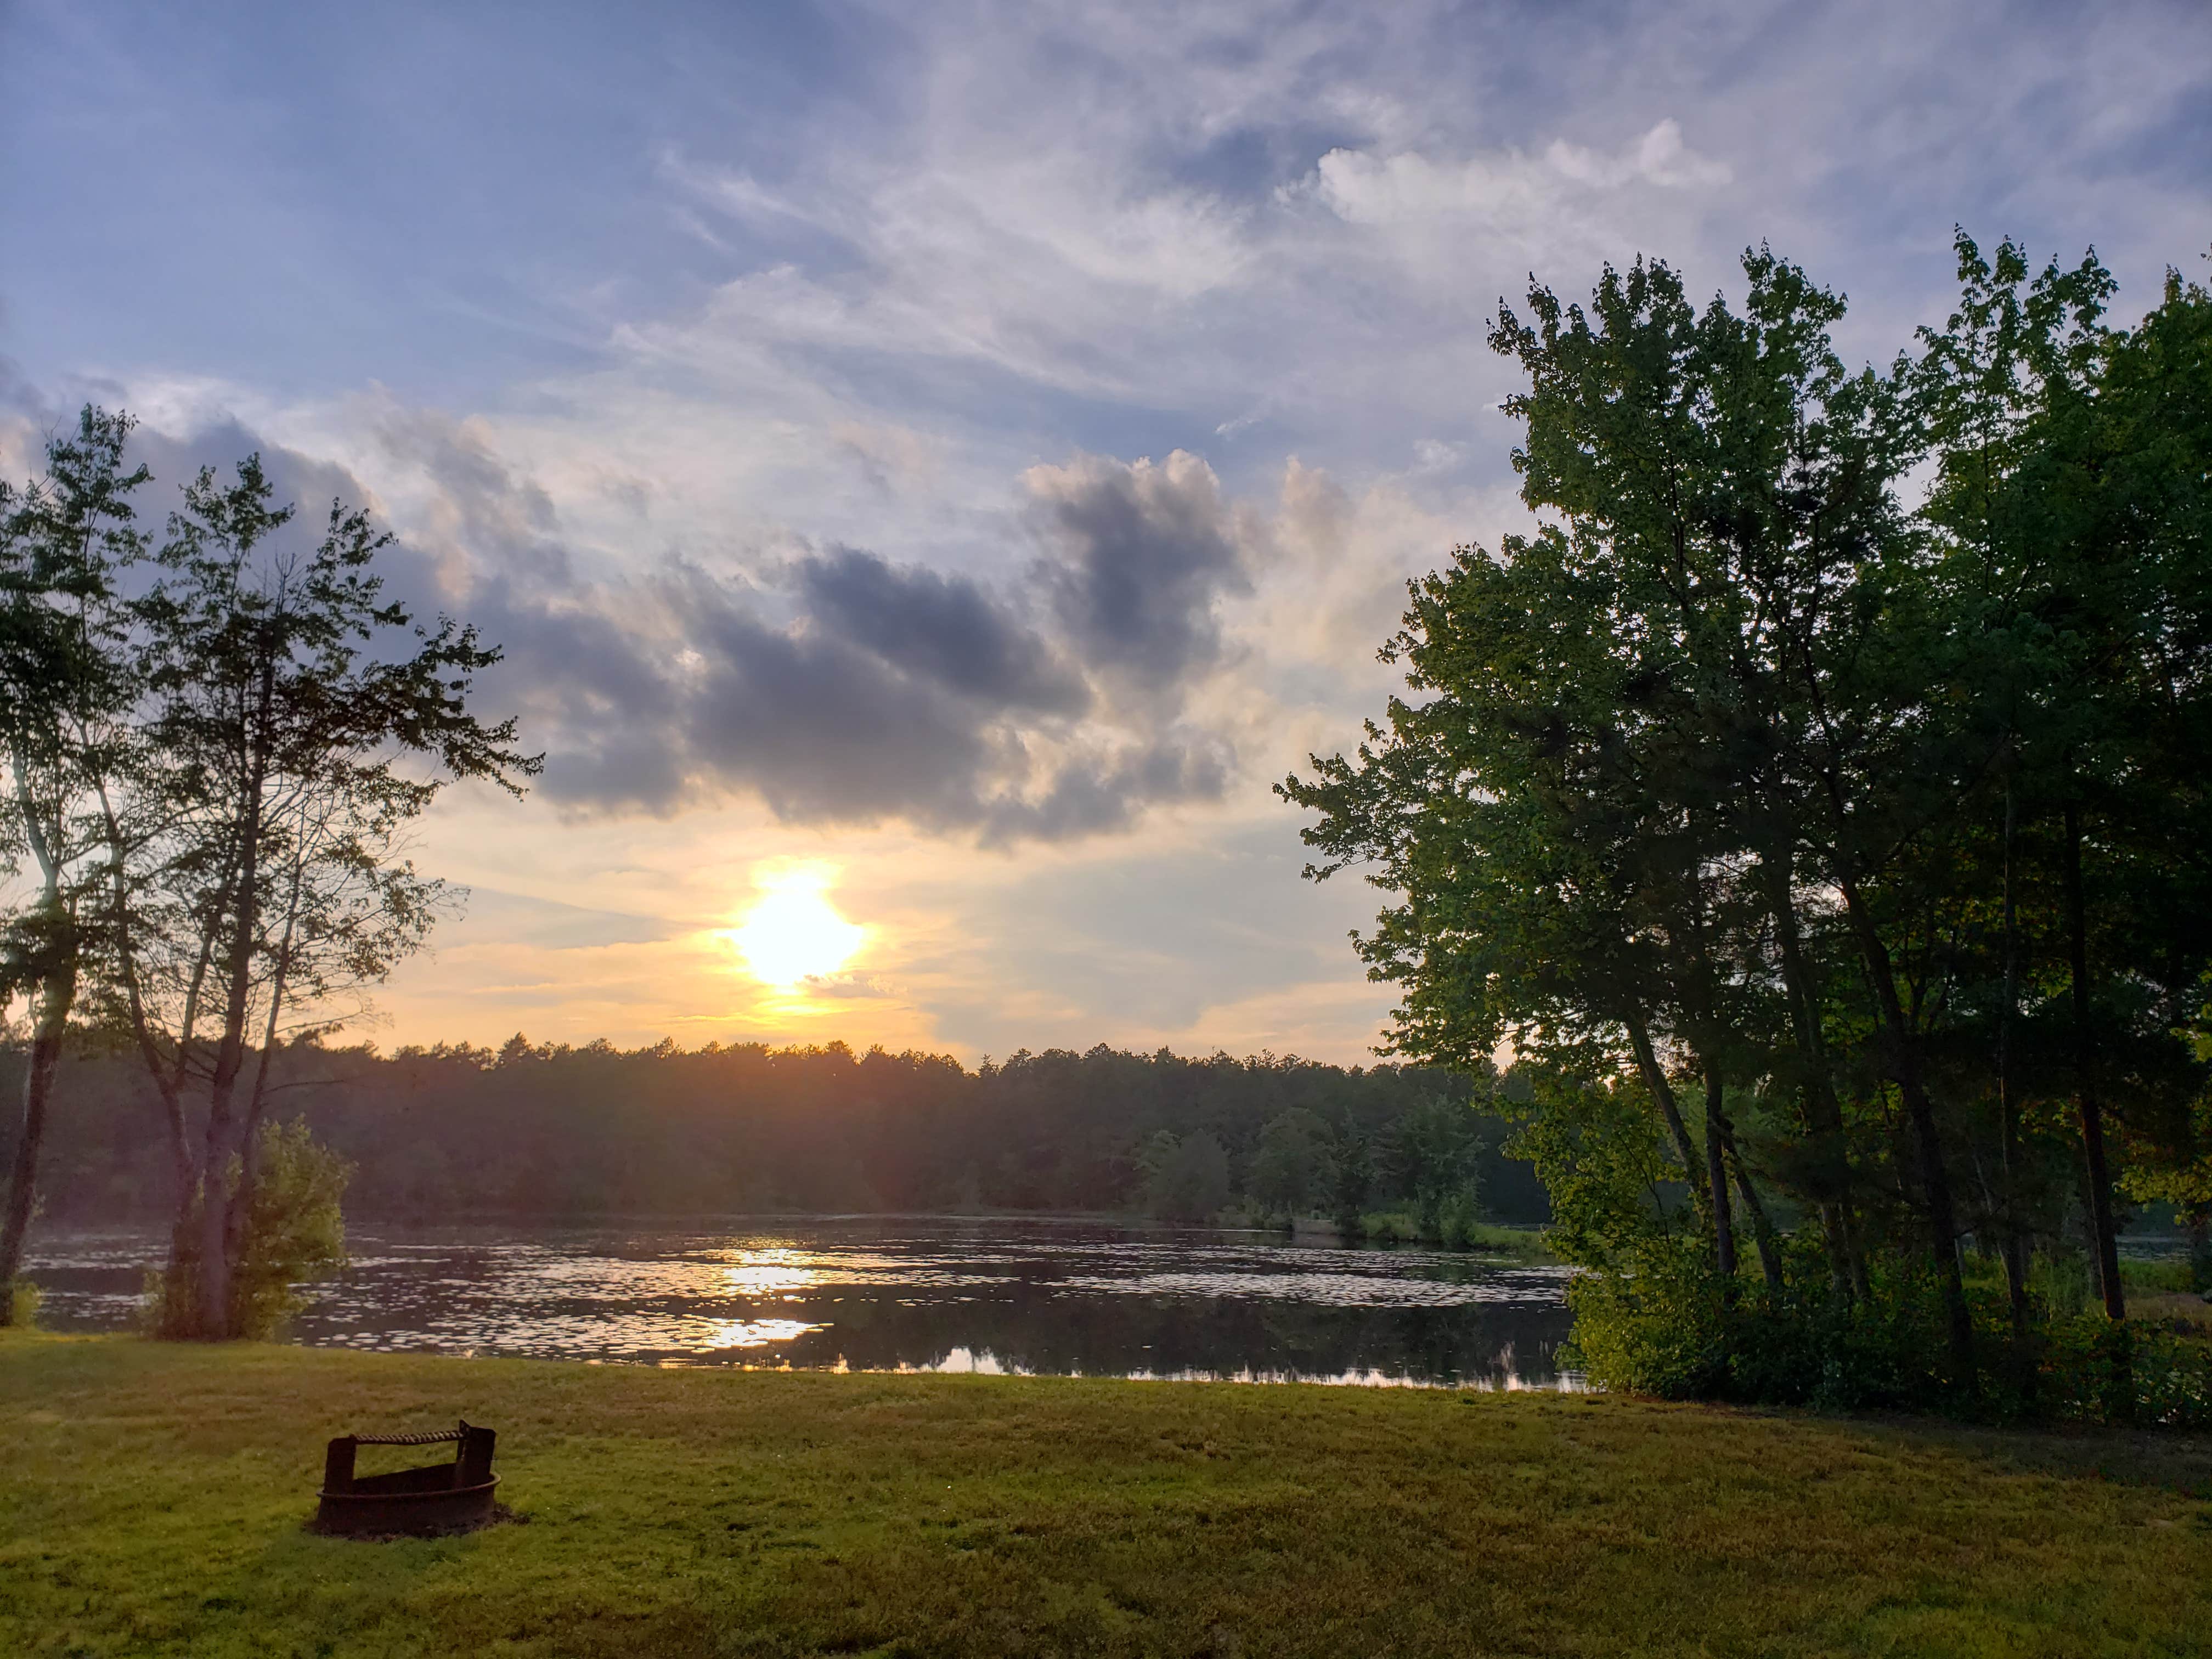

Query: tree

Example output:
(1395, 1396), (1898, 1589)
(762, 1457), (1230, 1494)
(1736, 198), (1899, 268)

(1137, 1130), (1231, 1223)
(2101, 261), (2212, 1294)
(1290, 257), (1917, 1273)
(1290, 235), (2212, 1413)
(1248, 1108), (1335, 1217)
(94, 450), (537, 1339)
(1383, 1092), (1486, 1240)
(1914, 237), (2212, 1360)
(0, 409), (145, 1319)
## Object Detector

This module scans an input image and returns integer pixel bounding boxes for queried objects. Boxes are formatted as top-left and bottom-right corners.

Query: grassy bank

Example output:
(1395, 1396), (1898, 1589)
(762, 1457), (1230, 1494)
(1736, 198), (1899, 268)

(4, 1334), (2208, 1657)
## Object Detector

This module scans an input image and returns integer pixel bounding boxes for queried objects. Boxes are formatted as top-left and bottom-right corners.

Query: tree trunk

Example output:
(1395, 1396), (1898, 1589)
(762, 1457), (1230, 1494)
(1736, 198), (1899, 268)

(1836, 873), (1977, 1394)
(1995, 781), (2034, 1390)
(98, 782), (198, 1194)
(1624, 1009), (1707, 1222)
(223, 867), (302, 1285)
(1, 760), (77, 1323)
(1762, 847), (1854, 1297)
(0, 955), (75, 1321)
(191, 906), (256, 1339)
(1703, 1065), (1737, 1290)
(1718, 1123), (1785, 1293)
(180, 661), (274, 1340)
(2062, 802), (2125, 1325)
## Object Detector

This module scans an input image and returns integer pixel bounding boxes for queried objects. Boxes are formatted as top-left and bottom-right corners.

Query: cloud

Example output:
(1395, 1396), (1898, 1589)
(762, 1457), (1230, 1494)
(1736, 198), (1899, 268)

(1547, 119), (1733, 191)
(980, 731), (1233, 847)
(663, 567), (1232, 838)
(651, 449), (1253, 837)
(21, 0), (2205, 1058)
(678, 578), (1008, 826)
(1297, 117), (1733, 280)
(799, 969), (900, 1000)
(795, 546), (1087, 715)
(1026, 450), (1250, 685)
(89, 394), (1249, 843)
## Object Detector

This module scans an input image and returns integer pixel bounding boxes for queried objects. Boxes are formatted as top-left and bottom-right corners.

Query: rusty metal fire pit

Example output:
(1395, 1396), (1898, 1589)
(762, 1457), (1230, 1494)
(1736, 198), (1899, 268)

(315, 1421), (499, 1537)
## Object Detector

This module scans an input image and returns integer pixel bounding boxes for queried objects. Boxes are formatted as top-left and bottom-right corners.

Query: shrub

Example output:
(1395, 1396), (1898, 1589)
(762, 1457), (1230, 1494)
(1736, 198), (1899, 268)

(144, 1118), (351, 1339)
(2039, 1317), (2212, 1430)
(1562, 1232), (2212, 1427)
(1438, 1181), (1485, 1248)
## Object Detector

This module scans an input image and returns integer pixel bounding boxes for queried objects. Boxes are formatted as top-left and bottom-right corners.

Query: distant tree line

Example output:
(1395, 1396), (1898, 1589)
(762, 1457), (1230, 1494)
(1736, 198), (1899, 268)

(1, 1037), (1546, 1230)
(1285, 235), (2212, 1423)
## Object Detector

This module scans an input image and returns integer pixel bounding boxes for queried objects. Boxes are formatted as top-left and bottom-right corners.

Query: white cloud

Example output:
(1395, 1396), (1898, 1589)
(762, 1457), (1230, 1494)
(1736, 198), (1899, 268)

(1307, 117), (1730, 229)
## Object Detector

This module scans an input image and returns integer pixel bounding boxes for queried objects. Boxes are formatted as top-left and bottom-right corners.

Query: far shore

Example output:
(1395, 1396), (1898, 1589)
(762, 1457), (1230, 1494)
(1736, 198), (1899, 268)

(30, 1207), (1556, 1249)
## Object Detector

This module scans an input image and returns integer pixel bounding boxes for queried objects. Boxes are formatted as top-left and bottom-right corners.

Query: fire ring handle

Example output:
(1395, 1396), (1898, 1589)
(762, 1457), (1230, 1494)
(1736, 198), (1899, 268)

(345, 1420), (473, 1447)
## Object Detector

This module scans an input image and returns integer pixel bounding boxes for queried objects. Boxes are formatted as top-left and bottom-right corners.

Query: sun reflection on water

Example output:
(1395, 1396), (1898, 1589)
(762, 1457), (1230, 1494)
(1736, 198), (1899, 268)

(704, 1317), (828, 1349)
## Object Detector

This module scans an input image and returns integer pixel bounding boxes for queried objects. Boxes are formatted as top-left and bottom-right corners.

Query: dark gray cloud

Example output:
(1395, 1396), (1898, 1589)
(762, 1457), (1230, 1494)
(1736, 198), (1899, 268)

(0, 357), (52, 422)
(681, 577), (1005, 827)
(56, 398), (1244, 842)
(796, 546), (1088, 715)
(671, 562), (1229, 838)
(465, 580), (688, 812)
(128, 419), (371, 534)
(1028, 452), (1249, 684)
(478, 444), (1250, 839)
(980, 733), (1232, 847)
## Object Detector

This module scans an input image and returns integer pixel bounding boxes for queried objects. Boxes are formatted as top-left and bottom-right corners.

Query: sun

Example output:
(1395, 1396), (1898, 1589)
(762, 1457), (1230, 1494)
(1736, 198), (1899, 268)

(727, 865), (865, 989)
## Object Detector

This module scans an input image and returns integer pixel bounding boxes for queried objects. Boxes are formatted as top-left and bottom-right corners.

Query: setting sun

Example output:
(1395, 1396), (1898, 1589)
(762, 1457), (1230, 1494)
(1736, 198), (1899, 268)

(727, 865), (865, 989)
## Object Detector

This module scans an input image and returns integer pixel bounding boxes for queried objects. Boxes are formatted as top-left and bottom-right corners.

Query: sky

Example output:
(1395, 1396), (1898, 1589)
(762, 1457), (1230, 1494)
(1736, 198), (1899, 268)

(3, 0), (2208, 1063)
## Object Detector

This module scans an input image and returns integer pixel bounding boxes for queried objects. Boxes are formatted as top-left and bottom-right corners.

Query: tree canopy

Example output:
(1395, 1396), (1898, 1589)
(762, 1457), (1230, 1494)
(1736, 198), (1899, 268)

(1284, 236), (2212, 1415)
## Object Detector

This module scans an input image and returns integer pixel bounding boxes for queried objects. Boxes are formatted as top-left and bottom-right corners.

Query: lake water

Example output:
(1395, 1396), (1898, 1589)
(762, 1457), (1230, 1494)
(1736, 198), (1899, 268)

(24, 1217), (1579, 1389)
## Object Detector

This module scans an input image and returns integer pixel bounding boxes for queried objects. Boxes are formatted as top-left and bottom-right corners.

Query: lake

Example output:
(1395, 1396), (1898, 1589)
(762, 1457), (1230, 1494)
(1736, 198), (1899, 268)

(25, 1217), (1579, 1388)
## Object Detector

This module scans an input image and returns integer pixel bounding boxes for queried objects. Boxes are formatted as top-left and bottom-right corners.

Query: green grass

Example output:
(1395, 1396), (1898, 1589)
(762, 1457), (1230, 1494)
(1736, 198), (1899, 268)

(4, 1333), (2209, 1657)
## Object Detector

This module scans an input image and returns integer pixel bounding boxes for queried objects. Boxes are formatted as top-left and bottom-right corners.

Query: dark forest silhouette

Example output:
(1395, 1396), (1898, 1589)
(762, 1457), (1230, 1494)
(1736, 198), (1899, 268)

(4, 1038), (1547, 1227)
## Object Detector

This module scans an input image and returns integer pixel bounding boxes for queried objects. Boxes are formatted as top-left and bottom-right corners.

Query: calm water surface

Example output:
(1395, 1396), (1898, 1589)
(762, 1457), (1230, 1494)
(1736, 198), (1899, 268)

(26, 1218), (1578, 1388)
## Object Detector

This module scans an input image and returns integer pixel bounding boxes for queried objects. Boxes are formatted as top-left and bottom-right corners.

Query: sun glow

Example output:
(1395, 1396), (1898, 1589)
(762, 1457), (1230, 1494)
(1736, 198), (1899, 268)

(726, 864), (865, 989)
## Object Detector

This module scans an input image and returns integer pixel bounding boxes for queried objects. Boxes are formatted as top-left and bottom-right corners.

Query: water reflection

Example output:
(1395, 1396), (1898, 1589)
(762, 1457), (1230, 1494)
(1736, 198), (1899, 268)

(25, 1218), (1577, 1389)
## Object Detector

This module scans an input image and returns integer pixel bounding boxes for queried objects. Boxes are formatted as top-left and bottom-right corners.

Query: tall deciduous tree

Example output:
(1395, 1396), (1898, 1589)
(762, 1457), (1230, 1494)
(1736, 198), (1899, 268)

(1917, 238), (2212, 1347)
(95, 452), (537, 1339)
(0, 409), (145, 1318)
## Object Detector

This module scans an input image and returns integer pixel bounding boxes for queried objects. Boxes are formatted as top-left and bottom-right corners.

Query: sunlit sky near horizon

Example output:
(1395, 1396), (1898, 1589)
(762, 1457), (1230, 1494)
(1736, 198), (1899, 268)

(4, 1), (2208, 1062)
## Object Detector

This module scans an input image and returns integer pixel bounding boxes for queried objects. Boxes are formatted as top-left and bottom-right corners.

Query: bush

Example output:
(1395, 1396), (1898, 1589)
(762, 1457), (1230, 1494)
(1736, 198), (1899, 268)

(7, 1280), (39, 1329)
(1438, 1181), (1485, 1248)
(144, 1119), (351, 1339)
(1353, 1190), (1497, 1249)
(2038, 1317), (2212, 1430)
(1562, 1234), (2212, 1426)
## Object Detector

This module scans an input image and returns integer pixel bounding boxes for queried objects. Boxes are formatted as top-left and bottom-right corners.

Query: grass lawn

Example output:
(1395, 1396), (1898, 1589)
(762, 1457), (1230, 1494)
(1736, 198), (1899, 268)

(3, 1333), (2208, 1657)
